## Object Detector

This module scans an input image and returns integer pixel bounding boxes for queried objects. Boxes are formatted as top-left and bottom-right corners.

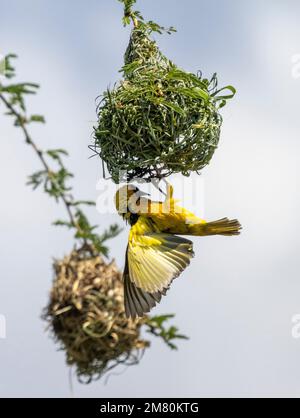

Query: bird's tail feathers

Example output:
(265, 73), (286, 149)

(191, 217), (242, 236)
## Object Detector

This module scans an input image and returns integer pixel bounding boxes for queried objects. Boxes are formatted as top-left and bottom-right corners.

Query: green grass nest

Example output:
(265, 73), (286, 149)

(94, 22), (235, 183)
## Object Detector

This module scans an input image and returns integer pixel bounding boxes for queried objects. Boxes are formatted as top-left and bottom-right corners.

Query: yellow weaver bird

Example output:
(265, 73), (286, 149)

(115, 183), (241, 319)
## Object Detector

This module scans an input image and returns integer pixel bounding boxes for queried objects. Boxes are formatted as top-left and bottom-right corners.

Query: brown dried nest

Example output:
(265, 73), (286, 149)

(43, 247), (149, 383)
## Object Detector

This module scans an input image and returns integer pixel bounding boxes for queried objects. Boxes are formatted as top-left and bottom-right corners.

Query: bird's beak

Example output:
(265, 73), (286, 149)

(137, 190), (150, 197)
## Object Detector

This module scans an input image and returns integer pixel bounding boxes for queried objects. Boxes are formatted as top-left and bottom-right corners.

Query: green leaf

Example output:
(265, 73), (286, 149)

(89, 234), (110, 257)
(167, 68), (207, 89)
(75, 209), (91, 232)
(173, 86), (209, 102)
(145, 314), (189, 350)
(71, 200), (96, 207)
(0, 54), (17, 79)
(46, 149), (69, 158)
(1, 82), (39, 95)
(29, 114), (45, 123)
(27, 170), (47, 190)
(148, 314), (175, 327)
(53, 219), (73, 229)
(99, 224), (123, 243)
(212, 85), (236, 100)
(162, 101), (186, 116)
(121, 60), (142, 75)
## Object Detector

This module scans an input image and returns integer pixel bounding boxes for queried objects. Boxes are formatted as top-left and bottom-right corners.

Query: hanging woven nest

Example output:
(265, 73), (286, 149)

(94, 17), (235, 183)
(43, 247), (149, 383)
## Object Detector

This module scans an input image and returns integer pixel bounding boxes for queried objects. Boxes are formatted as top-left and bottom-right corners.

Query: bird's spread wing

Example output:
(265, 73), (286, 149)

(123, 248), (166, 319)
(123, 226), (194, 318)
